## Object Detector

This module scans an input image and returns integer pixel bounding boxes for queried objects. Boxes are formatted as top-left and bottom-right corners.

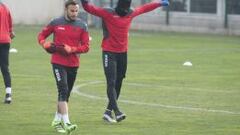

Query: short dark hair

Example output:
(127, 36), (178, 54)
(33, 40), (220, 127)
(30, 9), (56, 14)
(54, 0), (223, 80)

(65, 0), (79, 8)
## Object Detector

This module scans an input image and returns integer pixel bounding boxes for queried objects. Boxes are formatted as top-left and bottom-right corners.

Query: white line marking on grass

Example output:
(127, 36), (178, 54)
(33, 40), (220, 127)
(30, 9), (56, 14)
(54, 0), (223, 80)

(11, 74), (235, 93)
(73, 81), (240, 115)
(75, 80), (235, 94)
(125, 82), (234, 94)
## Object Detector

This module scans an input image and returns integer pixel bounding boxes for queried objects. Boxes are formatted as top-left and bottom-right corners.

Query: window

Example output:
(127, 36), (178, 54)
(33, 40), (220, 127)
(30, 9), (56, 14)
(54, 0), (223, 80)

(190, 0), (217, 13)
(169, 0), (187, 12)
(227, 0), (240, 15)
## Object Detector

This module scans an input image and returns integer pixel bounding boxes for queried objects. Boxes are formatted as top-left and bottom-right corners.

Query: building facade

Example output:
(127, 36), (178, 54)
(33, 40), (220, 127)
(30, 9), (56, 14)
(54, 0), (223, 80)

(3, 0), (64, 25)
(2, 0), (240, 35)
(92, 0), (240, 35)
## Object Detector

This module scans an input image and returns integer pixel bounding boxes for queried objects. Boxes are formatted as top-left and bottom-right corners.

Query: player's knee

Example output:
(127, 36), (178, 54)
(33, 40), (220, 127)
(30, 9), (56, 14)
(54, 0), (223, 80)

(1, 65), (9, 72)
(58, 88), (68, 101)
(58, 93), (68, 101)
(117, 75), (125, 81)
(66, 93), (71, 102)
(107, 79), (116, 89)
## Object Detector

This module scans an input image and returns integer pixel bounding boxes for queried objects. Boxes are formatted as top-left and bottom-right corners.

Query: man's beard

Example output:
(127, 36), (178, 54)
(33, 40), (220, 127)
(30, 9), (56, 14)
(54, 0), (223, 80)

(66, 14), (76, 22)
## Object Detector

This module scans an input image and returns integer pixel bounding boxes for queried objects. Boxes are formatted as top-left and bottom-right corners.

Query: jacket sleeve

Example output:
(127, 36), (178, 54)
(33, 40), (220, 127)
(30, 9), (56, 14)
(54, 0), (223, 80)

(8, 11), (13, 33)
(81, 2), (109, 18)
(37, 22), (54, 44)
(131, 2), (160, 18)
(74, 30), (90, 53)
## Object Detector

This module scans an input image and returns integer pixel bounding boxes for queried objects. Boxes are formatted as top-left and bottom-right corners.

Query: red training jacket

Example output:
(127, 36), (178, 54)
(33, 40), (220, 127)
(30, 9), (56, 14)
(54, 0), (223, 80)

(38, 16), (90, 67)
(82, 2), (161, 53)
(0, 3), (13, 43)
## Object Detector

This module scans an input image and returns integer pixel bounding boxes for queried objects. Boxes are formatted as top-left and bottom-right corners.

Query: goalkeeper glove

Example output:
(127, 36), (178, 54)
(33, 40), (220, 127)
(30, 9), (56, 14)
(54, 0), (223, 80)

(40, 40), (55, 54)
(55, 44), (69, 56)
(46, 43), (69, 55)
(53, 44), (76, 56)
(45, 43), (57, 54)
(160, 0), (169, 6)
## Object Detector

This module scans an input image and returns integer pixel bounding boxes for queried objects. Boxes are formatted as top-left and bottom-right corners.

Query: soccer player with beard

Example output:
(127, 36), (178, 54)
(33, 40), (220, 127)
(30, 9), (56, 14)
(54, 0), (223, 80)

(80, 0), (169, 123)
(38, 0), (89, 133)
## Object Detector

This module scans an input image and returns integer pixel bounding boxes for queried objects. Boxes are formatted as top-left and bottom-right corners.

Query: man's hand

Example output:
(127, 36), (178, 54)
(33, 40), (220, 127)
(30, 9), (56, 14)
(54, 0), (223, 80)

(45, 43), (57, 54)
(10, 32), (15, 39)
(39, 41), (76, 55)
(39, 40), (56, 54)
(64, 45), (72, 54)
(63, 44), (77, 54)
(55, 44), (68, 56)
(160, 0), (169, 6)
(40, 40), (52, 49)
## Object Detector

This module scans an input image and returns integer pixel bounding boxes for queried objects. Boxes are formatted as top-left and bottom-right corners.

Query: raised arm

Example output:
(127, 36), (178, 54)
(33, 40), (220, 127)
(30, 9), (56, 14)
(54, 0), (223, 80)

(131, 0), (169, 18)
(80, 0), (109, 18)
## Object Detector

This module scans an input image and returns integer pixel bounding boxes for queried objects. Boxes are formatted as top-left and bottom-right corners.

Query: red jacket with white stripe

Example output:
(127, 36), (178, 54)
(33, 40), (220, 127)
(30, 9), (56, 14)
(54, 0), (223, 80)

(82, 2), (161, 53)
(38, 16), (90, 67)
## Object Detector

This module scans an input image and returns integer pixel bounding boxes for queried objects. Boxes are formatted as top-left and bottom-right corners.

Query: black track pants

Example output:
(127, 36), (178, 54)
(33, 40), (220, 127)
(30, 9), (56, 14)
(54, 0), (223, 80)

(52, 64), (78, 102)
(102, 51), (127, 113)
(0, 44), (11, 88)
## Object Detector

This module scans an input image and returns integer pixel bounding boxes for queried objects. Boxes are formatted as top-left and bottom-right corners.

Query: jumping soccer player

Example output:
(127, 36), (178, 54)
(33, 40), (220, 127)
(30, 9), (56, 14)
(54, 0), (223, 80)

(0, 0), (15, 104)
(80, 0), (169, 123)
(38, 0), (89, 133)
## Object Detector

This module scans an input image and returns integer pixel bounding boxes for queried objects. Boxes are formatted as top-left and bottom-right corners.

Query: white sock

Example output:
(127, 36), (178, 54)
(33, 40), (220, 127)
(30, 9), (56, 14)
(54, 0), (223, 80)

(6, 87), (12, 94)
(62, 114), (70, 124)
(54, 112), (62, 121)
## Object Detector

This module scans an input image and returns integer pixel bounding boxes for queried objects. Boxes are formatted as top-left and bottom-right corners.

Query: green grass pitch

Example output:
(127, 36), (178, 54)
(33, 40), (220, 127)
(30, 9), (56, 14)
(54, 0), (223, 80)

(0, 26), (240, 135)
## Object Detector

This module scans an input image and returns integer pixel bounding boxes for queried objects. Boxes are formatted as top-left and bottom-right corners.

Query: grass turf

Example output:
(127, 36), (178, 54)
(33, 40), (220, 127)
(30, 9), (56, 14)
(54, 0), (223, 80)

(0, 26), (240, 135)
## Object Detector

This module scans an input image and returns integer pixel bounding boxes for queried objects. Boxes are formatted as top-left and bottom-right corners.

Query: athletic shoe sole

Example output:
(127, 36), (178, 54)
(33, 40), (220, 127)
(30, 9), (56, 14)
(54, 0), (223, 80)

(51, 121), (66, 133)
(103, 114), (117, 123)
(4, 97), (11, 104)
(116, 114), (126, 122)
